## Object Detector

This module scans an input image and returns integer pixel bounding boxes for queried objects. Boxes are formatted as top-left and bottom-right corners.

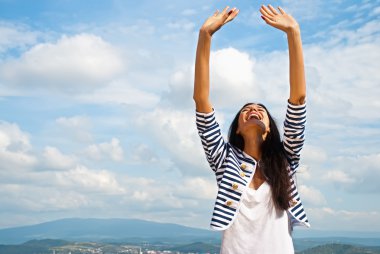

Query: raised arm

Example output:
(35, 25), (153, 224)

(193, 7), (239, 113)
(260, 5), (306, 105)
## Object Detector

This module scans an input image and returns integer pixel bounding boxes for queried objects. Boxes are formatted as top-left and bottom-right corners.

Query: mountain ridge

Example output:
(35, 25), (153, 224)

(1, 217), (380, 247)
(0, 218), (218, 244)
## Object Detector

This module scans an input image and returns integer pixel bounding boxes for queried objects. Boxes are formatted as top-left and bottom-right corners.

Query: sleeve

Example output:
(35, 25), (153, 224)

(195, 110), (228, 173)
(283, 102), (306, 174)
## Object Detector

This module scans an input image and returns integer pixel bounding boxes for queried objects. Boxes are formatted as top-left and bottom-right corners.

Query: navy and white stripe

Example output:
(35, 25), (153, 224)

(196, 102), (310, 231)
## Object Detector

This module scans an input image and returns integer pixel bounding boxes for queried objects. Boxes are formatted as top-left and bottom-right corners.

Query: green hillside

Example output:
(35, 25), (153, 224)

(297, 243), (380, 254)
(169, 241), (220, 253)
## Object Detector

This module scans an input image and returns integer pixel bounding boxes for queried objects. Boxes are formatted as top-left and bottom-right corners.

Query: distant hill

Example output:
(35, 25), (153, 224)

(1, 217), (380, 251)
(296, 243), (380, 254)
(170, 241), (220, 253)
(0, 218), (219, 244)
(294, 237), (380, 251)
(0, 239), (69, 254)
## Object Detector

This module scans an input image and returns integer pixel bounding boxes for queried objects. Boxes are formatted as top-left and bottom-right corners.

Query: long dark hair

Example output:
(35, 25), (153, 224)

(228, 103), (291, 210)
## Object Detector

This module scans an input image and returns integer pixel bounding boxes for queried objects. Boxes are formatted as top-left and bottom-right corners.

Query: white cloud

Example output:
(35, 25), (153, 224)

(84, 138), (124, 161)
(0, 183), (90, 212)
(167, 20), (195, 31)
(330, 153), (380, 192)
(136, 107), (216, 175)
(130, 144), (159, 164)
(0, 33), (124, 93)
(299, 184), (327, 206)
(307, 207), (380, 231)
(181, 9), (197, 16)
(56, 165), (125, 194)
(76, 79), (159, 107)
(280, 0), (325, 21)
(55, 115), (92, 142)
(323, 170), (355, 184)
(177, 177), (217, 200)
(302, 144), (328, 164)
(210, 48), (258, 108)
(371, 6), (380, 16)
(0, 22), (40, 53)
(296, 165), (312, 181)
(43, 146), (76, 170)
(0, 121), (37, 169)
(163, 47), (258, 109)
(56, 115), (90, 129)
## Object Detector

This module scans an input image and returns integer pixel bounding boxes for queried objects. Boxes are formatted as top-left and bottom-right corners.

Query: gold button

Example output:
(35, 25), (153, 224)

(226, 200), (233, 206)
(240, 172), (246, 177)
(290, 199), (297, 206)
(240, 163), (247, 170)
(232, 183), (238, 190)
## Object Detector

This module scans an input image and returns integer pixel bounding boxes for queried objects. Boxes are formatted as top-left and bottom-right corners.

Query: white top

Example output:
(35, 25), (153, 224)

(220, 181), (294, 254)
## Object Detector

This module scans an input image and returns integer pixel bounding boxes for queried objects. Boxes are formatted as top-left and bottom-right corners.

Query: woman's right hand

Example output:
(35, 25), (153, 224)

(200, 6), (239, 36)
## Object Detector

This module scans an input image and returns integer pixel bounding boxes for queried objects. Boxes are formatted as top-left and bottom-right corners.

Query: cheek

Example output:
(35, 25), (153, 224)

(264, 117), (270, 131)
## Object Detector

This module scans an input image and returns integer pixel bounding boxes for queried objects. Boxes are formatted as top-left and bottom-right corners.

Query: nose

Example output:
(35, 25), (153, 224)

(249, 105), (259, 112)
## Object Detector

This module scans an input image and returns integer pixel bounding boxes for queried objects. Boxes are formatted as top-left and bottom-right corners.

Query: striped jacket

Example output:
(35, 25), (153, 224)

(196, 102), (310, 231)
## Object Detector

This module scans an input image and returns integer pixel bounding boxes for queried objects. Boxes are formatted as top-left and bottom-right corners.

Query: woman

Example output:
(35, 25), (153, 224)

(193, 4), (310, 254)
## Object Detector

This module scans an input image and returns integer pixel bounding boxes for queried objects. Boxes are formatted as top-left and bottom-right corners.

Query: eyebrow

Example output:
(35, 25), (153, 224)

(242, 105), (264, 111)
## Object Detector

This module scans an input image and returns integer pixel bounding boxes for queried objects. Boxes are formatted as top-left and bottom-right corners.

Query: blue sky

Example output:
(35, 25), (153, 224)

(0, 0), (379, 234)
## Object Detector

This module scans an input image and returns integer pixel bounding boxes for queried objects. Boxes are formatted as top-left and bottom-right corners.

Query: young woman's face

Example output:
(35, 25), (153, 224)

(236, 104), (270, 138)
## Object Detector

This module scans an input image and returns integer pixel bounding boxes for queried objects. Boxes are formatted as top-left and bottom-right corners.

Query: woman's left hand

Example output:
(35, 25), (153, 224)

(260, 5), (299, 34)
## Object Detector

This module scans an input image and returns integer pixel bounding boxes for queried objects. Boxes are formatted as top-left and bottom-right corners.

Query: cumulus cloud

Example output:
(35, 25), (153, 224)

(329, 153), (380, 192)
(0, 22), (40, 53)
(0, 121), (37, 170)
(56, 165), (125, 194)
(163, 47), (258, 109)
(303, 145), (328, 163)
(299, 184), (327, 206)
(136, 107), (217, 175)
(84, 138), (124, 161)
(42, 146), (76, 170)
(55, 115), (92, 142)
(177, 177), (217, 200)
(0, 165), (125, 213)
(130, 144), (159, 164)
(323, 170), (356, 184)
(307, 207), (380, 231)
(280, 0), (325, 21)
(0, 33), (124, 93)
(76, 79), (160, 107)
(181, 9), (197, 16)
(167, 20), (195, 31)
(0, 184), (90, 212)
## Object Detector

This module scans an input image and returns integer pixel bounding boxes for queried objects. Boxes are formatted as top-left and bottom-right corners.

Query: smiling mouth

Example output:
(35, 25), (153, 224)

(247, 113), (261, 121)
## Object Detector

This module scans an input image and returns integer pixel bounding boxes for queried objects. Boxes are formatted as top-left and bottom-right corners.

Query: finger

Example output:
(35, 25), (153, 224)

(261, 15), (277, 26)
(268, 4), (279, 15)
(213, 9), (220, 16)
(221, 6), (230, 16)
(260, 8), (275, 22)
(225, 8), (239, 24)
(227, 7), (236, 15)
(261, 5), (274, 17)
(259, 8), (273, 20)
(278, 6), (286, 14)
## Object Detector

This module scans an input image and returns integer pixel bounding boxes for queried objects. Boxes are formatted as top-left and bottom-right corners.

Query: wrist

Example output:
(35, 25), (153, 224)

(199, 28), (212, 39)
(286, 24), (301, 36)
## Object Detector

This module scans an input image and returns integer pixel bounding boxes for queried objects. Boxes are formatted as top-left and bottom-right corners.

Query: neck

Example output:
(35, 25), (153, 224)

(243, 132), (263, 161)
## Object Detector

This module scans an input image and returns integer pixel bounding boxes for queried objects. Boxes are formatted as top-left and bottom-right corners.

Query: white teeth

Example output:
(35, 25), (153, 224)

(248, 114), (260, 120)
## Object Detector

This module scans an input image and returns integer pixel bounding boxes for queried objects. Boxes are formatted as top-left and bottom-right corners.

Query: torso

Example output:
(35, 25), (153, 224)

(220, 181), (294, 254)
(250, 167), (266, 190)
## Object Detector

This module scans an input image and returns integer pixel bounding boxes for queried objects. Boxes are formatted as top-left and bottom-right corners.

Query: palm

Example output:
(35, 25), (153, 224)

(201, 7), (239, 36)
(260, 5), (299, 33)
